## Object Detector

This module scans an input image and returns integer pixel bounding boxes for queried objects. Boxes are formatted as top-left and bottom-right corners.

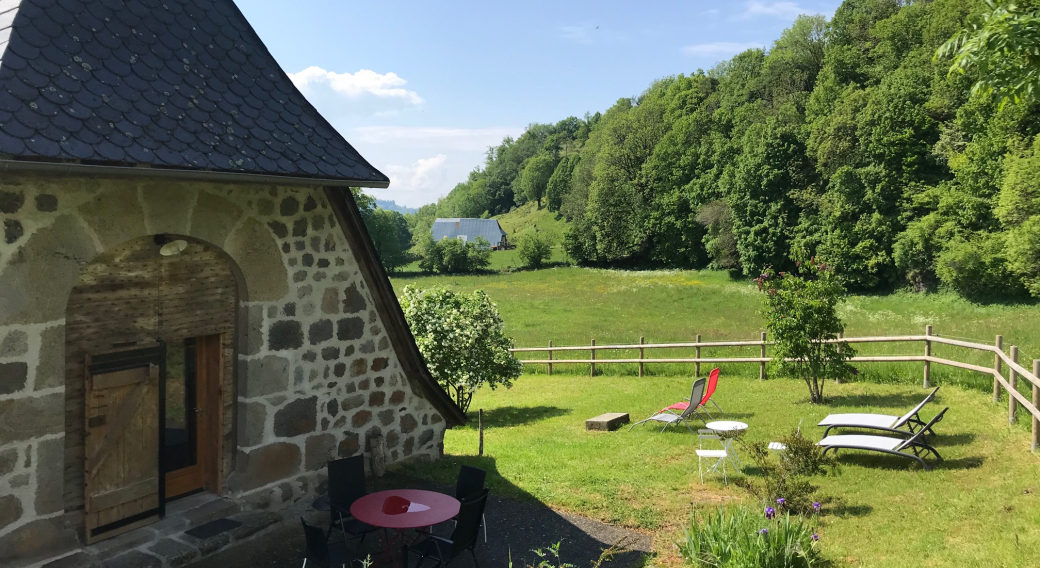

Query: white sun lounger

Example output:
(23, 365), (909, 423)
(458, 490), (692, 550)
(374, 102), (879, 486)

(817, 387), (939, 437)
(818, 407), (947, 470)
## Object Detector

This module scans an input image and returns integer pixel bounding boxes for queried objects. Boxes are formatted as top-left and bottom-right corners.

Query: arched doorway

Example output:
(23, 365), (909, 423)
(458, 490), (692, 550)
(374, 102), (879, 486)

(65, 235), (239, 543)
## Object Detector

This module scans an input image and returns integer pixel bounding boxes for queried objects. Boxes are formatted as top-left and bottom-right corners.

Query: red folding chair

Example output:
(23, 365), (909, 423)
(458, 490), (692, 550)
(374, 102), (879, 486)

(663, 368), (722, 418)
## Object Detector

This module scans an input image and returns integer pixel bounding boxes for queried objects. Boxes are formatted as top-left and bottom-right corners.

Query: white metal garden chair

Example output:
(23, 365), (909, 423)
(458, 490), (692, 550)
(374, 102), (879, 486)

(695, 429), (729, 484)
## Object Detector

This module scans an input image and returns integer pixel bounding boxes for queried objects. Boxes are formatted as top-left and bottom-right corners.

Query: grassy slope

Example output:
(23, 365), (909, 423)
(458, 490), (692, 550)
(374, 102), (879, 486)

(398, 374), (1040, 568)
(389, 267), (1040, 566)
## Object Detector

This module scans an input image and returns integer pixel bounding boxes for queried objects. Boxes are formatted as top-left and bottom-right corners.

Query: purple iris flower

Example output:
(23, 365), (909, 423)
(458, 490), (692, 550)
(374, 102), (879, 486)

(759, 528), (769, 536)
(776, 498), (786, 506)
(811, 534), (819, 542)
(813, 502), (821, 512)
(765, 506), (775, 520)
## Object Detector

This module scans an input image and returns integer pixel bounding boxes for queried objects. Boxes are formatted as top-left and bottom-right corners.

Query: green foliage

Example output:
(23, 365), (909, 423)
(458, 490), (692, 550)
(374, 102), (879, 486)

(516, 231), (554, 269)
(546, 154), (578, 212)
(352, 189), (414, 273)
(934, 232), (1019, 299)
(1002, 216), (1040, 296)
(407, 0), (1040, 300)
(520, 153), (557, 208)
(399, 286), (522, 413)
(678, 507), (822, 568)
(759, 259), (856, 404)
(737, 429), (837, 516)
(937, 1), (1040, 108)
(418, 236), (492, 274)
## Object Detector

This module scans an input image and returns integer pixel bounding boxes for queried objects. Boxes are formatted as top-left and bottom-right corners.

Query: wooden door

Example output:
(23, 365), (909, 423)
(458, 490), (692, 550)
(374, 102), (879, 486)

(164, 334), (223, 498)
(84, 347), (163, 543)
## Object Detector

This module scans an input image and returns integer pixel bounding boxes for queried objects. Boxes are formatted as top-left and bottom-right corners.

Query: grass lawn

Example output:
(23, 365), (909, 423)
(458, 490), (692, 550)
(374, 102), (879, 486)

(398, 373), (1040, 568)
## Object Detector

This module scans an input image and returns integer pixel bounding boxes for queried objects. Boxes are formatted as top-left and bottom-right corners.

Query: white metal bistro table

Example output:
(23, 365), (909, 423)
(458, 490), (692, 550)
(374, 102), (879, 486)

(705, 420), (749, 471)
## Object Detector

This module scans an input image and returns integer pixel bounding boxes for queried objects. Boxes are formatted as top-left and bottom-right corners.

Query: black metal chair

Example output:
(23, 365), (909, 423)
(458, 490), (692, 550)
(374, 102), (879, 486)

(301, 517), (359, 568)
(327, 455), (377, 544)
(453, 466), (487, 542)
(404, 489), (489, 568)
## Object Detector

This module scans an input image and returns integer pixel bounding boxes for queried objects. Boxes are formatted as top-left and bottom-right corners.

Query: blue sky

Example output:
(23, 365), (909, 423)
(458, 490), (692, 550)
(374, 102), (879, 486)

(237, 0), (842, 208)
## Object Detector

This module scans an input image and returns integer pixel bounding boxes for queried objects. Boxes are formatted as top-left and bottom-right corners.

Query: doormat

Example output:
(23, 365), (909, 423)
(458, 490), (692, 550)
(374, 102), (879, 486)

(184, 518), (242, 539)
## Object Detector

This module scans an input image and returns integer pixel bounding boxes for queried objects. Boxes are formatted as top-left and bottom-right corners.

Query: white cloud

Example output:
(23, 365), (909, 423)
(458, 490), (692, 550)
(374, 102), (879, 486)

(741, 1), (809, 19)
(287, 66), (423, 117)
(384, 155), (448, 194)
(348, 126), (525, 207)
(683, 41), (764, 57)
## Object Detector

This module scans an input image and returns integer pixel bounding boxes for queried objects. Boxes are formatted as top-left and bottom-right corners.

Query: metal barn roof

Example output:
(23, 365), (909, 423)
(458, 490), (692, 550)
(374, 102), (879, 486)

(0, 0), (388, 186)
(431, 218), (507, 245)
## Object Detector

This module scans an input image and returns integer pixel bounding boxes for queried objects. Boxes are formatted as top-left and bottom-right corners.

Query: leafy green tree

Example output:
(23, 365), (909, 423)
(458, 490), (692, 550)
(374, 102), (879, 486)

(759, 259), (857, 404)
(519, 153), (556, 208)
(400, 286), (522, 413)
(996, 135), (1040, 226)
(417, 236), (491, 274)
(934, 233), (1019, 299)
(1005, 216), (1040, 296)
(937, 0), (1040, 108)
(351, 188), (413, 273)
(546, 154), (577, 212)
(516, 231), (554, 269)
(696, 200), (740, 270)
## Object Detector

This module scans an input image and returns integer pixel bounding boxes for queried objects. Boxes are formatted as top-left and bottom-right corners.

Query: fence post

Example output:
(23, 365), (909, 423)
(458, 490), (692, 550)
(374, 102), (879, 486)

(548, 340), (553, 376)
(638, 336), (645, 378)
(695, 334), (702, 377)
(591, 339), (596, 377)
(1010, 346), (1019, 425)
(760, 332), (767, 381)
(994, 335), (1003, 403)
(478, 409), (484, 456)
(923, 325), (932, 389)
(1033, 360), (1039, 452)
(835, 332), (844, 385)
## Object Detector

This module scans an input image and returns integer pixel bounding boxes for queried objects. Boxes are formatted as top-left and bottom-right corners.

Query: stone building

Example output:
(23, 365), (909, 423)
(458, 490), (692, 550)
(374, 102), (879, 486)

(0, 0), (466, 565)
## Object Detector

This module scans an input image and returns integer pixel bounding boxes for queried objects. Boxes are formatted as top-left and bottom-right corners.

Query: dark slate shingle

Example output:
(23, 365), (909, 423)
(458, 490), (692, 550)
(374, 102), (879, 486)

(0, 0), (388, 185)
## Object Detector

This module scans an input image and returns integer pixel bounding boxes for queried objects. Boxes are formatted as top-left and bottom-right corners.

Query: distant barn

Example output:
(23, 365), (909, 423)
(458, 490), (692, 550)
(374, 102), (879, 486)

(431, 218), (509, 249)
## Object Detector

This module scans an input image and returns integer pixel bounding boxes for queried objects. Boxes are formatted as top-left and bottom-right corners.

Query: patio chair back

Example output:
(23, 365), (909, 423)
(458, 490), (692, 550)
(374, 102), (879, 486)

(301, 517), (333, 568)
(893, 386), (940, 428)
(451, 488), (489, 556)
(699, 368), (721, 406)
(682, 379), (707, 419)
(895, 407), (948, 451)
(455, 465), (487, 501)
(328, 455), (366, 513)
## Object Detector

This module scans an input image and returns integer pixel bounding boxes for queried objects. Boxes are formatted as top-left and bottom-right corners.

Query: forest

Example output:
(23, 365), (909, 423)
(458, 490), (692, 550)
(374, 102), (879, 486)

(392, 0), (1040, 301)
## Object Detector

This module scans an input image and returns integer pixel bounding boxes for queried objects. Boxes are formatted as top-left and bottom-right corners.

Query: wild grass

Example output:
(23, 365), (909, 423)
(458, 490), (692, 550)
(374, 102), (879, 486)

(397, 373), (1040, 568)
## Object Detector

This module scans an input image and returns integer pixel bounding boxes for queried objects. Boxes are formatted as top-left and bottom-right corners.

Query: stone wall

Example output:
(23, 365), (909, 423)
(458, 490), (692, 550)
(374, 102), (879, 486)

(0, 173), (447, 563)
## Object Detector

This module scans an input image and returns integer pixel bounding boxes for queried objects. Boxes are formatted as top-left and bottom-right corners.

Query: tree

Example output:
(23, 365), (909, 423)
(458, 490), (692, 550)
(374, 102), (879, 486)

(516, 231), (554, 269)
(758, 259), (857, 404)
(519, 153), (556, 208)
(546, 154), (577, 212)
(937, 1), (1040, 108)
(417, 236), (491, 274)
(352, 189), (413, 273)
(400, 286), (522, 413)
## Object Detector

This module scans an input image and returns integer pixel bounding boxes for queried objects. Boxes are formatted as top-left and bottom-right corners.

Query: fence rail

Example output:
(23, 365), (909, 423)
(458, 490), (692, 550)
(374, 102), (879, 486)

(508, 328), (1040, 453)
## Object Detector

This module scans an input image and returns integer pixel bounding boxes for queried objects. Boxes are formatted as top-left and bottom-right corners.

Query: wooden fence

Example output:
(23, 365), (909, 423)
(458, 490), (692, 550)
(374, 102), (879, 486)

(509, 327), (1040, 452)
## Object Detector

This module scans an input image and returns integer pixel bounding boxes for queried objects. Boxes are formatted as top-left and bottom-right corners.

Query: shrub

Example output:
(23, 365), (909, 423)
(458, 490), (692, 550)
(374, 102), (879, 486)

(418, 236), (492, 274)
(934, 233), (1020, 300)
(736, 429), (835, 516)
(758, 258), (856, 404)
(400, 286), (522, 413)
(517, 231), (554, 269)
(678, 506), (821, 568)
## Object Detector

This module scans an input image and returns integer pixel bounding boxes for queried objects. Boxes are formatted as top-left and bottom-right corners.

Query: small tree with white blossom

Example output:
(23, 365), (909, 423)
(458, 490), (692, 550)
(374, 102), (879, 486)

(400, 286), (522, 413)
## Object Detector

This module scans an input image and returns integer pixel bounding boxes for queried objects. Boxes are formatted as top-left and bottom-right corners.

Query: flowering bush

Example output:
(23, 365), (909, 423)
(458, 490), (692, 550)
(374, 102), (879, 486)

(400, 286), (522, 413)
(736, 429), (835, 516)
(757, 257), (856, 404)
(678, 506), (822, 568)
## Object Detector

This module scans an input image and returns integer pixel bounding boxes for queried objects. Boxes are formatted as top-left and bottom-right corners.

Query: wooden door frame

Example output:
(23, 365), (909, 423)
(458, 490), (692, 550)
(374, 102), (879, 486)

(163, 333), (224, 500)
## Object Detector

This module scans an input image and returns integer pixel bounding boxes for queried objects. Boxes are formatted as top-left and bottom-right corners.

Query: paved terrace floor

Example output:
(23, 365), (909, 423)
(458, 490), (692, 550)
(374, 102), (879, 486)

(187, 473), (652, 568)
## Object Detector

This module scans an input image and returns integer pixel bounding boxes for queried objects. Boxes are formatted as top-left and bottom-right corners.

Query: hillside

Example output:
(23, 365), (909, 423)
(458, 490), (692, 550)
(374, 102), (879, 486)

(494, 202), (570, 244)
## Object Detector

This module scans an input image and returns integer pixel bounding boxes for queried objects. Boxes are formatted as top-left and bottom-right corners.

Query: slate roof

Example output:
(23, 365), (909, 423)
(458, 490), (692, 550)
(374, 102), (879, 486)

(431, 218), (507, 246)
(0, 0), (388, 186)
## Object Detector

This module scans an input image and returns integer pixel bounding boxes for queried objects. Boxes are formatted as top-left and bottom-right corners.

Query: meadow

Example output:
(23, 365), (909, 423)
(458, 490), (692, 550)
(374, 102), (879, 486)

(390, 266), (1040, 567)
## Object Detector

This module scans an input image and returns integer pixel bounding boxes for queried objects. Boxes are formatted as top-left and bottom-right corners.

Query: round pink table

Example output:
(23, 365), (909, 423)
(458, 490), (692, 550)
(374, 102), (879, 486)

(350, 489), (460, 565)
